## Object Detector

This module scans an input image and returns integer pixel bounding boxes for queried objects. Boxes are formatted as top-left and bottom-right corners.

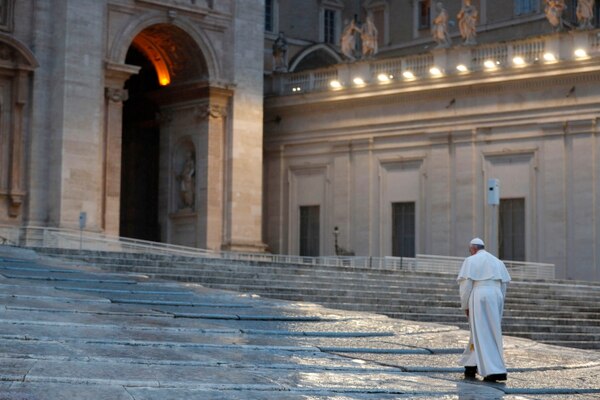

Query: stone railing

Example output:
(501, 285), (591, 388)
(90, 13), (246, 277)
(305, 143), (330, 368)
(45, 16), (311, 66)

(270, 30), (600, 96)
(0, 225), (555, 280)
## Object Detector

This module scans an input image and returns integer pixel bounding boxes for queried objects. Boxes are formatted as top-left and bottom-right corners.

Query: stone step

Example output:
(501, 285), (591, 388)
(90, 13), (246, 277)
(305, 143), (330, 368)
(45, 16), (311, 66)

(507, 331), (600, 342)
(540, 340), (600, 349)
(84, 261), (600, 296)
(32, 248), (600, 350)
(186, 281), (600, 309)
(41, 248), (600, 286)
(36, 252), (600, 302)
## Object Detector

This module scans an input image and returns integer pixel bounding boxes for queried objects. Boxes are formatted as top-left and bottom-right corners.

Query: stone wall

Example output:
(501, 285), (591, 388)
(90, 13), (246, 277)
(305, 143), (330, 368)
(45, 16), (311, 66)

(264, 34), (600, 281)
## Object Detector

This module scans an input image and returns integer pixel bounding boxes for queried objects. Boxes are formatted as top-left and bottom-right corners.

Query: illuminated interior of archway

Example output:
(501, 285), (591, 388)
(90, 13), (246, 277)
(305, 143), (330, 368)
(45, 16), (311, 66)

(132, 35), (171, 86)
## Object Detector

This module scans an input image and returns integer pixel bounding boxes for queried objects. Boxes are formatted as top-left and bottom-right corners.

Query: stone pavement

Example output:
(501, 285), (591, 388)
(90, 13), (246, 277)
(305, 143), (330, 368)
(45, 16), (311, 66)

(0, 246), (599, 399)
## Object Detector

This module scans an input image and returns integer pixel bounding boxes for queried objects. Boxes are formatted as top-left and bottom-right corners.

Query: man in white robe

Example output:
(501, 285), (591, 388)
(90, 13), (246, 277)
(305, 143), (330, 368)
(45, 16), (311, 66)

(457, 238), (511, 382)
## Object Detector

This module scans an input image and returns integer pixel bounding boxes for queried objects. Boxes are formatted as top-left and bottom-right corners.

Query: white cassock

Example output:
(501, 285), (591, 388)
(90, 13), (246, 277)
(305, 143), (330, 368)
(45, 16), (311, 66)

(457, 250), (511, 377)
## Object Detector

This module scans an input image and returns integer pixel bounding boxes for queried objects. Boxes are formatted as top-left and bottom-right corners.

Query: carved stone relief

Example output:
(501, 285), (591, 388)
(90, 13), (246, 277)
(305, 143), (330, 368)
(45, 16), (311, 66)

(194, 103), (227, 120)
(105, 87), (129, 103)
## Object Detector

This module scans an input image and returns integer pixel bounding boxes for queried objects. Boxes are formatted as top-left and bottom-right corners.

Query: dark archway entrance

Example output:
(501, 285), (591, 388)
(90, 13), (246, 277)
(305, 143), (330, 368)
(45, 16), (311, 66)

(120, 47), (161, 241)
(118, 23), (213, 244)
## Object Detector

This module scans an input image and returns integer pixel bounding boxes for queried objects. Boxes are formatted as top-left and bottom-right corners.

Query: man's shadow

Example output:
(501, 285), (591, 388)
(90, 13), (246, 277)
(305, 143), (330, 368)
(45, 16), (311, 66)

(457, 380), (506, 399)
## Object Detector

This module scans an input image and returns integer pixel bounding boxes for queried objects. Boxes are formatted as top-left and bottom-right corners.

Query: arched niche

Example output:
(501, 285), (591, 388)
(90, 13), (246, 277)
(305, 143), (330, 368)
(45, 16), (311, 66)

(289, 44), (342, 72)
(0, 34), (38, 220)
(172, 137), (196, 212)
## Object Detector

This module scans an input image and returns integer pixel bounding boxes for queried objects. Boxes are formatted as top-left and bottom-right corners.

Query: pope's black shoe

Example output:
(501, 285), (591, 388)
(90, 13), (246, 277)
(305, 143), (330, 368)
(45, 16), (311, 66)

(464, 366), (477, 378)
(483, 373), (507, 382)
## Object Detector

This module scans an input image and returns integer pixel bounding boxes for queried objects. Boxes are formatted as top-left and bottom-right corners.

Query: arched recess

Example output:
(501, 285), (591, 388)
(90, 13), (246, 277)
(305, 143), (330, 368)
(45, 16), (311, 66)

(0, 34), (38, 221)
(103, 16), (232, 250)
(289, 44), (342, 72)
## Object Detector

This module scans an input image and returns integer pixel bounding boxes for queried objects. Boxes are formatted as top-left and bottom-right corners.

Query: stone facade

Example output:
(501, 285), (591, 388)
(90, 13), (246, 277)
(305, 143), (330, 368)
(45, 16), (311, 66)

(264, 27), (600, 281)
(0, 0), (266, 252)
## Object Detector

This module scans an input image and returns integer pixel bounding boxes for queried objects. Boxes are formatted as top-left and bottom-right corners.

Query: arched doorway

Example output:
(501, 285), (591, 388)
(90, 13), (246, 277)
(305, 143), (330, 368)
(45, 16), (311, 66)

(120, 46), (161, 241)
(112, 23), (231, 249)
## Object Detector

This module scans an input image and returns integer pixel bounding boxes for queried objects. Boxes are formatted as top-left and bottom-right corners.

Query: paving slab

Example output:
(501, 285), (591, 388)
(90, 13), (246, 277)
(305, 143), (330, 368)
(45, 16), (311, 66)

(0, 245), (599, 399)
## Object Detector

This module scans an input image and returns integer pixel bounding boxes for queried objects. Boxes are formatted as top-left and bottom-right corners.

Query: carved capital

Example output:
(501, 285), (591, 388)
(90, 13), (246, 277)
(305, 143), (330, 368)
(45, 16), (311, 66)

(8, 191), (24, 218)
(105, 87), (129, 103)
(195, 104), (227, 120)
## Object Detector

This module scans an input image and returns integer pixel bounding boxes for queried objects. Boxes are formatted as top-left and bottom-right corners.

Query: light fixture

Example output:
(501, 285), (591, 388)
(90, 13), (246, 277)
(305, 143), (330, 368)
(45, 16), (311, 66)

(456, 64), (469, 73)
(353, 77), (365, 86)
(543, 52), (557, 62)
(512, 56), (525, 66)
(574, 48), (588, 59)
(377, 73), (392, 83)
(402, 70), (415, 79)
(483, 59), (497, 69)
(329, 79), (342, 89)
(292, 86), (302, 92)
(429, 66), (443, 76)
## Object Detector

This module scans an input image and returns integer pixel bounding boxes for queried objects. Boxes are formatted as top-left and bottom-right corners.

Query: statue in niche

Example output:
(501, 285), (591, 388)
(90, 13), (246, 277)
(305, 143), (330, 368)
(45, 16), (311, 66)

(272, 32), (288, 72)
(432, 2), (451, 48)
(457, 0), (478, 45)
(576, 0), (594, 30)
(177, 151), (195, 210)
(545, 0), (566, 31)
(341, 19), (359, 60)
(360, 12), (378, 58)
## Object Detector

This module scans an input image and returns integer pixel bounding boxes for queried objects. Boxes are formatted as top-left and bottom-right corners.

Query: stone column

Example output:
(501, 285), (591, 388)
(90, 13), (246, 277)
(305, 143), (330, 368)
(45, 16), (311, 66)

(8, 70), (29, 217)
(196, 102), (227, 250)
(224, 0), (268, 253)
(103, 62), (139, 235)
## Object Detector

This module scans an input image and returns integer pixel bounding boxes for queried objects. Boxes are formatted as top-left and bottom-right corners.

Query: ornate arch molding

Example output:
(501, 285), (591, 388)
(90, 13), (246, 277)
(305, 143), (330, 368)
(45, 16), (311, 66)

(0, 33), (39, 70)
(289, 44), (343, 72)
(0, 34), (38, 218)
(107, 12), (221, 82)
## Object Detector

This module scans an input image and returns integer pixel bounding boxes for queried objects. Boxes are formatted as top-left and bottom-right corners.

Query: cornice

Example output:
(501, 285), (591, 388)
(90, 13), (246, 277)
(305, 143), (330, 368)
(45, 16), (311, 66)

(265, 59), (600, 111)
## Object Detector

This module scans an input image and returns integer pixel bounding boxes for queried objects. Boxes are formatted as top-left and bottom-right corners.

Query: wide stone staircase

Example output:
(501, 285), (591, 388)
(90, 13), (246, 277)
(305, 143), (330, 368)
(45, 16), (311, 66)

(33, 248), (600, 350)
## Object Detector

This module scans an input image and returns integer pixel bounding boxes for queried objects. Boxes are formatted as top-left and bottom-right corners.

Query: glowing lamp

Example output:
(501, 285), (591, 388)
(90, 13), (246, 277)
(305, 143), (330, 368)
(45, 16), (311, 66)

(402, 71), (415, 79)
(512, 56), (525, 66)
(456, 64), (469, 72)
(329, 80), (342, 89)
(159, 75), (170, 86)
(429, 66), (442, 76)
(484, 60), (497, 69)
(353, 77), (365, 86)
(574, 48), (588, 59)
(543, 52), (557, 62)
(377, 73), (392, 82)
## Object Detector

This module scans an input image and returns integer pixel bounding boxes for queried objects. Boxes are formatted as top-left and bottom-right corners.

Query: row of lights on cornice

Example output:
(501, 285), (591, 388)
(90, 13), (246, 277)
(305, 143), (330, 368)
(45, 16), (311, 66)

(302, 49), (589, 92)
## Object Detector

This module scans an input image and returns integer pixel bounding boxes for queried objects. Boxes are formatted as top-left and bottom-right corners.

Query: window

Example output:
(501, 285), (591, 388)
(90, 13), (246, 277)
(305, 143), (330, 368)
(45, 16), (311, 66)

(324, 9), (336, 44)
(392, 202), (415, 257)
(299, 206), (320, 257)
(514, 0), (535, 15)
(499, 198), (525, 261)
(418, 0), (431, 29)
(265, 0), (274, 32)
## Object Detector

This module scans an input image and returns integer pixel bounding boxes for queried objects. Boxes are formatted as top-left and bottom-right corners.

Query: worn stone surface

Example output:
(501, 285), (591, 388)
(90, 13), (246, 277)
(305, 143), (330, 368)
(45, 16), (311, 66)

(0, 247), (599, 399)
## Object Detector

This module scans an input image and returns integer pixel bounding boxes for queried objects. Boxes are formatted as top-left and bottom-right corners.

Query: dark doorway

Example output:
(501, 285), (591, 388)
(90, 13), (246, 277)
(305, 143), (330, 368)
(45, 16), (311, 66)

(499, 198), (525, 261)
(299, 205), (320, 256)
(120, 47), (161, 241)
(392, 202), (415, 257)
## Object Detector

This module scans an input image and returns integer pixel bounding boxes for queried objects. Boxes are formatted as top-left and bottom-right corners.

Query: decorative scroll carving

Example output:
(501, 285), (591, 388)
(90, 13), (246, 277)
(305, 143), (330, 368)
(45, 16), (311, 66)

(195, 104), (227, 120)
(104, 87), (129, 103)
